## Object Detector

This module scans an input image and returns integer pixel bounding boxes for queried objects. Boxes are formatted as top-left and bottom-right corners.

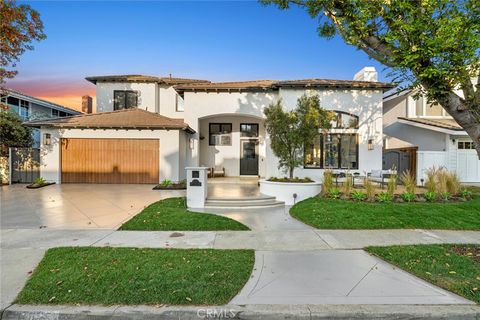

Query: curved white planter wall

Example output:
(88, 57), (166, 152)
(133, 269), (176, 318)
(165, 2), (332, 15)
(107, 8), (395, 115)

(259, 180), (322, 205)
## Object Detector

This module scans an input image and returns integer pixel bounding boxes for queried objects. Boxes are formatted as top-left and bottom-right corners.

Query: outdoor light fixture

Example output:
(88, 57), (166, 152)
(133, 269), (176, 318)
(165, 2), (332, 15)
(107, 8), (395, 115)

(44, 133), (51, 145)
(368, 139), (374, 150)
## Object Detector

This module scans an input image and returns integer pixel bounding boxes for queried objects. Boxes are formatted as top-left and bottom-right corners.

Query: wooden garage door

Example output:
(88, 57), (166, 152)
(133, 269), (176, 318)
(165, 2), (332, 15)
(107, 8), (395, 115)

(61, 138), (159, 184)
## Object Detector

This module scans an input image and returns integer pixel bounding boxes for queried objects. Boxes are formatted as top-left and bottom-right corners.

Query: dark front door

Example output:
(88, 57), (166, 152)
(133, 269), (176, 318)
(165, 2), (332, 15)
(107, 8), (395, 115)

(240, 140), (258, 175)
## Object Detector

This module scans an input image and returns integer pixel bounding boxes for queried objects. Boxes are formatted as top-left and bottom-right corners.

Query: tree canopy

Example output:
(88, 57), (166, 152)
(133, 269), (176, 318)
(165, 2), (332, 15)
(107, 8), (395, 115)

(262, 0), (480, 156)
(0, 111), (33, 157)
(0, 0), (46, 85)
(264, 94), (333, 178)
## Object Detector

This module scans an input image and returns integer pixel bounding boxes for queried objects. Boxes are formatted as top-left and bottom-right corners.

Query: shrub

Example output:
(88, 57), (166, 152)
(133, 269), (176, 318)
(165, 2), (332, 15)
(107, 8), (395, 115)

(459, 188), (473, 199)
(440, 191), (450, 201)
(387, 172), (397, 197)
(322, 170), (333, 196)
(343, 174), (353, 197)
(400, 192), (416, 202)
(33, 177), (46, 185)
(445, 172), (461, 195)
(436, 169), (449, 194)
(329, 187), (341, 199)
(400, 170), (416, 194)
(424, 191), (437, 202)
(376, 192), (393, 203)
(160, 179), (172, 187)
(351, 190), (367, 201)
(364, 177), (375, 201)
(424, 167), (438, 193)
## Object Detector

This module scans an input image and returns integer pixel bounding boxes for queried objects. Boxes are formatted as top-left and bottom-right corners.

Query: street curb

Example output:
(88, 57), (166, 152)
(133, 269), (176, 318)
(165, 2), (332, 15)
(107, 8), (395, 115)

(2, 304), (480, 320)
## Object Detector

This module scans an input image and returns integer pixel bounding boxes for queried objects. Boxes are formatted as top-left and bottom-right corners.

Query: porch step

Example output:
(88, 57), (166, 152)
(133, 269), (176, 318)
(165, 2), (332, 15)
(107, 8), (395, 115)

(204, 195), (284, 209)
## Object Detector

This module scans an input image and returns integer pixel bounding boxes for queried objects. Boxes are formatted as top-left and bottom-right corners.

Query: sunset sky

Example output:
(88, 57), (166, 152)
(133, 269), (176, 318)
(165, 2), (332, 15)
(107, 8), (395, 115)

(7, 1), (389, 111)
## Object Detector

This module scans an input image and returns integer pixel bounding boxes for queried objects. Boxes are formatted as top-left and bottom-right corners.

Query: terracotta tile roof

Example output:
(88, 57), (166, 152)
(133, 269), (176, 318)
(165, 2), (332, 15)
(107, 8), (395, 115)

(85, 74), (210, 85)
(175, 79), (394, 91)
(275, 79), (394, 89)
(24, 108), (195, 133)
(398, 117), (463, 131)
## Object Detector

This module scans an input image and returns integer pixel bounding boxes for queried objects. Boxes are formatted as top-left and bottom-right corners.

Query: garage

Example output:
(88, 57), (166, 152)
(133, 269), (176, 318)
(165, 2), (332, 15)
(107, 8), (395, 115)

(61, 138), (159, 184)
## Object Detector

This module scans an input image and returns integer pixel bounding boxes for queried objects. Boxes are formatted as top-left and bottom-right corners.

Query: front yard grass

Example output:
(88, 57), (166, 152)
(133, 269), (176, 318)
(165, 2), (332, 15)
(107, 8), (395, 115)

(366, 244), (480, 303)
(290, 196), (480, 230)
(16, 247), (254, 305)
(121, 197), (249, 231)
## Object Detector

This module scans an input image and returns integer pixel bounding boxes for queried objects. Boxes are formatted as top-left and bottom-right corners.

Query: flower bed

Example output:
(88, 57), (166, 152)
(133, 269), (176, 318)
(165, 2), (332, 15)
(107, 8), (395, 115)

(26, 177), (55, 189)
(260, 178), (322, 205)
(153, 179), (186, 190)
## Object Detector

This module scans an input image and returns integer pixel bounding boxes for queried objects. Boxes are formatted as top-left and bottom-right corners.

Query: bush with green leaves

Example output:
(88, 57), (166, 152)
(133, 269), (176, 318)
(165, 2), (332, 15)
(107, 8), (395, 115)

(459, 188), (472, 199)
(424, 191), (437, 202)
(376, 192), (393, 203)
(400, 192), (416, 202)
(440, 191), (450, 201)
(329, 187), (341, 199)
(33, 177), (46, 186)
(351, 190), (367, 202)
(160, 179), (172, 187)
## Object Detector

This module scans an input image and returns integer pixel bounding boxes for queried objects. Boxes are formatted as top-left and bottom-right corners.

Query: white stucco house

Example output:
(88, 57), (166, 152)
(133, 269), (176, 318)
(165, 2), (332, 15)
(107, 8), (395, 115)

(26, 67), (393, 184)
(383, 88), (480, 184)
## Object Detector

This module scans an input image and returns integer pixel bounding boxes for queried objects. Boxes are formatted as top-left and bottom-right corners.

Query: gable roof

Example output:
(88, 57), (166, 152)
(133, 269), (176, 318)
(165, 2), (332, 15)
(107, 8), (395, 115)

(2, 88), (82, 115)
(398, 117), (464, 134)
(175, 79), (394, 92)
(85, 74), (210, 85)
(24, 108), (195, 133)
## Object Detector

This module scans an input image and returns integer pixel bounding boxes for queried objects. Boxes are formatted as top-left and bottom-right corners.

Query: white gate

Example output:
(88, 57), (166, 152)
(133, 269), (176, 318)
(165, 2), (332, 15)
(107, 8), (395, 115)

(456, 150), (480, 182)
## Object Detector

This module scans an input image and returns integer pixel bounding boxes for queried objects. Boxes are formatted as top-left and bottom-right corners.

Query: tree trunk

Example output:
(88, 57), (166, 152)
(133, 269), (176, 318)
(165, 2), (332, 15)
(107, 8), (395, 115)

(289, 167), (294, 180)
(427, 87), (480, 159)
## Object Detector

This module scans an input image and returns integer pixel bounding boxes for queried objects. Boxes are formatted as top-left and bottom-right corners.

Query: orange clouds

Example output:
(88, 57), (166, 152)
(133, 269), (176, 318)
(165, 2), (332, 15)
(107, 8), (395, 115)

(5, 77), (95, 111)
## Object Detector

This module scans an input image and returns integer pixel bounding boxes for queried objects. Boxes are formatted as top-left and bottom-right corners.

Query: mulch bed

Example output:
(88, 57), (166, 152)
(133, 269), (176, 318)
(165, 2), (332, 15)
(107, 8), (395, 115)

(26, 182), (56, 189)
(152, 183), (186, 190)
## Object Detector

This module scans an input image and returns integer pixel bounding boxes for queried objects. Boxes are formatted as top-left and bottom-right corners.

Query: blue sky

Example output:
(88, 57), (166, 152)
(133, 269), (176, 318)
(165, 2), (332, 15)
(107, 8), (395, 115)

(8, 1), (389, 109)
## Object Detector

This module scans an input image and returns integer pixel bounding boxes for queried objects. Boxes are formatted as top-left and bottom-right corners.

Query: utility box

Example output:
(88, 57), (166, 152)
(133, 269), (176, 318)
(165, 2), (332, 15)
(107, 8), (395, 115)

(186, 167), (209, 208)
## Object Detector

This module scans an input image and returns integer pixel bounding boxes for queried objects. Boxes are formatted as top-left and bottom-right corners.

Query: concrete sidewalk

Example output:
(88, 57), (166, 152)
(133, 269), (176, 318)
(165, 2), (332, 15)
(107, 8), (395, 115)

(2, 228), (479, 250)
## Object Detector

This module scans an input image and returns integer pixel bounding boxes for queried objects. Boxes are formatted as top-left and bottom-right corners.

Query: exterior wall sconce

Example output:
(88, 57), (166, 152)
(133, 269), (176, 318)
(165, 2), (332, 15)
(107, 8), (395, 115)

(368, 139), (374, 150)
(44, 133), (51, 145)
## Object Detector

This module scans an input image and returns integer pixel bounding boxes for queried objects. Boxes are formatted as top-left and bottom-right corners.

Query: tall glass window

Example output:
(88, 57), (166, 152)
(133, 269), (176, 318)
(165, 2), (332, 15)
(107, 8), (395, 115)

(304, 134), (359, 169)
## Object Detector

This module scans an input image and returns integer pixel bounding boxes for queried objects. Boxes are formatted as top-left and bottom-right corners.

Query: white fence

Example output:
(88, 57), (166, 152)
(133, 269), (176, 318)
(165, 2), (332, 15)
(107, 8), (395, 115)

(417, 150), (480, 184)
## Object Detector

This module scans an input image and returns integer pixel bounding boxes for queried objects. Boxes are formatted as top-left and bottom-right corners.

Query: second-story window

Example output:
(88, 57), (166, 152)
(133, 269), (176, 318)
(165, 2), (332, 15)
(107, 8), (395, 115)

(52, 109), (68, 117)
(114, 90), (138, 110)
(19, 99), (29, 119)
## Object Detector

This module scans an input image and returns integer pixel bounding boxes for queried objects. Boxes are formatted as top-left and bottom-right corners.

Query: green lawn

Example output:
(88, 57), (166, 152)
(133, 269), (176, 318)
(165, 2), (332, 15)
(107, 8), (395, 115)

(16, 247), (254, 305)
(366, 244), (480, 303)
(290, 196), (480, 229)
(121, 197), (249, 231)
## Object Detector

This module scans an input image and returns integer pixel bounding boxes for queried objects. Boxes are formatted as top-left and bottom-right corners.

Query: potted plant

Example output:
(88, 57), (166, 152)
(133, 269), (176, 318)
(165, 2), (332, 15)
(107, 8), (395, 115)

(259, 94), (333, 205)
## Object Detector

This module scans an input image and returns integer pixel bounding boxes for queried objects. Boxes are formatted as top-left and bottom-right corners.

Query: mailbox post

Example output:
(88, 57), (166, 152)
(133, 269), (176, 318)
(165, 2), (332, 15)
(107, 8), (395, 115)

(186, 167), (209, 208)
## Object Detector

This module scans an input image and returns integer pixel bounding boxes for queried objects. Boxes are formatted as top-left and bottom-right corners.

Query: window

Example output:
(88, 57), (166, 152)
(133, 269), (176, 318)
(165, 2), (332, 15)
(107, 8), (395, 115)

(415, 96), (424, 116)
(113, 90), (138, 110)
(425, 102), (443, 116)
(209, 123), (232, 146)
(330, 111), (359, 129)
(415, 96), (447, 117)
(458, 141), (475, 149)
(19, 105), (29, 119)
(240, 123), (259, 138)
(304, 134), (359, 169)
(175, 93), (184, 112)
(7, 96), (19, 106)
(52, 109), (68, 117)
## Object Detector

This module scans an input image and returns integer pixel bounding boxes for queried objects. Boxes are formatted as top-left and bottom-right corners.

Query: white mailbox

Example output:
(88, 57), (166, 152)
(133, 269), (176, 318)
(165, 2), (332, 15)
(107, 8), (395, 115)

(186, 167), (209, 208)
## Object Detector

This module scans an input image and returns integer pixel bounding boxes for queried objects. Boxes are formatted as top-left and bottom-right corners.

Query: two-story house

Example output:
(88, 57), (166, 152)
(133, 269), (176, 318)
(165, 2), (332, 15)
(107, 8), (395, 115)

(383, 88), (480, 183)
(1, 89), (81, 147)
(26, 67), (393, 184)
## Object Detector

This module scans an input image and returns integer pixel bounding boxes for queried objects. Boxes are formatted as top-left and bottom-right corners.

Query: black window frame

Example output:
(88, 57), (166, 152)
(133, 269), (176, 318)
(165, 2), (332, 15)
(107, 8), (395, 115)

(209, 123), (232, 146)
(240, 123), (259, 138)
(304, 133), (359, 170)
(331, 111), (359, 129)
(113, 90), (138, 110)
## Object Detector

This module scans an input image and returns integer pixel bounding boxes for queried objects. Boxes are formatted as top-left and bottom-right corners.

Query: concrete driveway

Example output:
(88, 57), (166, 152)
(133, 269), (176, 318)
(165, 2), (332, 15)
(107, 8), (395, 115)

(0, 184), (185, 229)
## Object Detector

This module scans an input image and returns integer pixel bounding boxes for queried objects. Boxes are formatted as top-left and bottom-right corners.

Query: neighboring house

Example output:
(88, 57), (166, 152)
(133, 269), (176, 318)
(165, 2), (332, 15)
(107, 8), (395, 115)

(383, 88), (480, 183)
(1, 89), (82, 147)
(26, 68), (393, 184)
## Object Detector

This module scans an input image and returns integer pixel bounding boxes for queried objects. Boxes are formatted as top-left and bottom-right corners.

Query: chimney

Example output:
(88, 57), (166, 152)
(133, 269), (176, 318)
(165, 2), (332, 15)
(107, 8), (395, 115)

(353, 67), (378, 82)
(82, 95), (93, 113)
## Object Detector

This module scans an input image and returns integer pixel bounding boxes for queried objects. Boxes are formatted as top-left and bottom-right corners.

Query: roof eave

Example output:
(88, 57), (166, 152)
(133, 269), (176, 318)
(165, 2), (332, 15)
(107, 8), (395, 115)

(398, 118), (466, 135)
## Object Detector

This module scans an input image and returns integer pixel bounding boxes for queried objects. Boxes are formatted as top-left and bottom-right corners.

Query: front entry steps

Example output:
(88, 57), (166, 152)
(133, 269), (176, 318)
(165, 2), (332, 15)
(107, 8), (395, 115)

(205, 195), (284, 209)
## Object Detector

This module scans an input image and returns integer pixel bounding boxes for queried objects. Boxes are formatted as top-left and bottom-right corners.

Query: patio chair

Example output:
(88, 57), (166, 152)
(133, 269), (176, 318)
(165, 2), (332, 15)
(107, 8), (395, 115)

(211, 165), (225, 178)
(368, 169), (396, 189)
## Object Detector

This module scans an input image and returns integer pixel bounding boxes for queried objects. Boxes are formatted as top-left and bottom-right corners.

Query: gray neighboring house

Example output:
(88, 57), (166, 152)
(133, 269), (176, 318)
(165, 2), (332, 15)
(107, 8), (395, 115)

(1, 89), (82, 147)
(383, 88), (479, 184)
